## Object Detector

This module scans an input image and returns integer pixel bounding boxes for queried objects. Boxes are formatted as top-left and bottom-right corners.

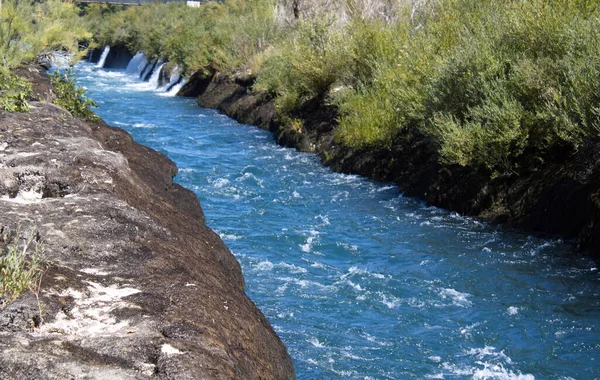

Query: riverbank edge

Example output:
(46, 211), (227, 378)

(179, 69), (600, 260)
(0, 65), (296, 379)
(92, 44), (600, 258)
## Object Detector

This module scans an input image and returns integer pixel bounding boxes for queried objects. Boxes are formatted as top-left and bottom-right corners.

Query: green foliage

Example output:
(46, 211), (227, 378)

(0, 69), (31, 112)
(50, 70), (99, 121)
(88, 0), (600, 178)
(0, 226), (45, 305)
(0, 0), (91, 69)
(85, 0), (281, 75)
(254, 18), (348, 113)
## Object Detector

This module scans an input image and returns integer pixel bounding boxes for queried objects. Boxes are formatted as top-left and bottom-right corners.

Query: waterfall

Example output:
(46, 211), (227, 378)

(126, 52), (147, 75)
(96, 46), (110, 69)
(160, 78), (187, 97)
(159, 65), (181, 91)
(139, 59), (154, 80)
(148, 63), (166, 89)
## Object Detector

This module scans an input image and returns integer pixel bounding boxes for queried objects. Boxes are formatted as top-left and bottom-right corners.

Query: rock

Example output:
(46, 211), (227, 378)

(0, 73), (296, 379)
(104, 44), (135, 69)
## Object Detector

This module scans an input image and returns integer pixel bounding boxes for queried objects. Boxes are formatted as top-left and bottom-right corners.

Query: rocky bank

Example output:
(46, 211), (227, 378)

(0, 66), (296, 379)
(178, 71), (600, 260)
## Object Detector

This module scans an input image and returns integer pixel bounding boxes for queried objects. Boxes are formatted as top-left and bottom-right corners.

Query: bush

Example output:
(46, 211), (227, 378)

(0, 70), (32, 113)
(84, 0), (281, 76)
(1, 0), (90, 69)
(87, 0), (600, 178)
(50, 70), (99, 121)
(0, 226), (45, 305)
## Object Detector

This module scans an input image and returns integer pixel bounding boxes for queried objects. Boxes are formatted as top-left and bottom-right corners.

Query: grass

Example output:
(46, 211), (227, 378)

(0, 226), (46, 306)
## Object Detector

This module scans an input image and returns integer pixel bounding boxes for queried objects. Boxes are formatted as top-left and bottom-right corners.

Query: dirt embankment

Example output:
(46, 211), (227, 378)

(0, 66), (296, 379)
(180, 71), (600, 260)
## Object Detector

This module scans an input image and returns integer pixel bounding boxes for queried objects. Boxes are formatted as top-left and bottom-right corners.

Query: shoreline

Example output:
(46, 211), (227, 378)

(176, 69), (600, 260)
(0, 65), (296, 379)
(94, 42), (597, 260)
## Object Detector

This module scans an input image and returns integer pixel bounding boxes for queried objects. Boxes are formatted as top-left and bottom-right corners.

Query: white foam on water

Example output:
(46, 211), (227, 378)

(159, 78), (187, 97)
(256, 260), (274, 271)
(379, 292), (401, 309)
(157, 65), (181, 91)
(308, 337), (325, 348)
(466, 346), (513, 364)
(342, 266), (386, 280)
(218, 232), (242, 241)
(280, 262), (308, 274)
(337, 242), (359, 253)
(425, 374), (445, 379)
(460, 322), (481, 338)
(277, 277), (332, 291)
(440, 288), (473, 307)
(472, 364), (535, 380)
(331, 191), (349, 203)
(213, 178), (230, 188)
(361, 332), (393, 347)
(96, 45), (110, 68)
(132, 123), (156, 129)
(148, 62), (165, 89)
(346, 280), (363, 291)
(507, 306), (519, 315)
(315, 214), (330, 226)
(178, 168), (198, 173)
(95, 70), (128, 79)
(300, 230), (319, 253)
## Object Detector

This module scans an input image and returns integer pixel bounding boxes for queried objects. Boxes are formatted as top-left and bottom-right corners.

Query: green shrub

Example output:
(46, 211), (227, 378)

(1, 0), (91, 69)
(50, 70), (99, 121)
(254, 18), (348, 113)
(0, 70), (31, 113)
(0, 226), (45, 305)
(87, 0), (600, 179)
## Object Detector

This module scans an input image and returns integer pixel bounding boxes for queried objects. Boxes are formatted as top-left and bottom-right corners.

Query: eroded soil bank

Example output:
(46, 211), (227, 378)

(180, 71), (600, 260)
(0, 66), (296, 379)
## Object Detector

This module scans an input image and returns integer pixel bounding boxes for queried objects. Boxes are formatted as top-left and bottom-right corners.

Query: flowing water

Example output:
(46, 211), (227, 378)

(73, 60), (600, 380)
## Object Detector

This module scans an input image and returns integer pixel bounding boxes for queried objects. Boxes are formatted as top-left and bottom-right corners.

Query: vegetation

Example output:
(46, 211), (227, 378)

(0, 0), (90, 68)
(0, 0), (91, 113)
(81, 0), (282, 75)
(50, 70), (99, 121)
(0, 71), (31, 112)
(0, 226), (46, 305)
(85, 0), (600, 179)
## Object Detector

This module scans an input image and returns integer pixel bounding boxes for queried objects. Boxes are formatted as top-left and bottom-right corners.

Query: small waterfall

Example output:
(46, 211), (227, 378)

(140, 59), (154, 80)
(126, 52), (147, 75)
(96, 46), (110, 68)
(148, 63), (166, 89)
(159, 65), (181, 91)
(160, 78), (187, 97)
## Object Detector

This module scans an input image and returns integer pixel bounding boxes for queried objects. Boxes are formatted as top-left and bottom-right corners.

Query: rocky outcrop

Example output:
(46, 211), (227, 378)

(182, 71), (600, 261)
(0, 68), (296, 379)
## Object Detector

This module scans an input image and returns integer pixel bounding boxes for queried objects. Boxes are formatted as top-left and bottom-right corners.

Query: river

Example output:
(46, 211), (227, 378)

(74, 61), (599, 379)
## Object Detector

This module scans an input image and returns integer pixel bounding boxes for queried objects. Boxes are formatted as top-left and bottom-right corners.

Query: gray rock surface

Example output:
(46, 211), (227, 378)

(0, 81), (295, 379)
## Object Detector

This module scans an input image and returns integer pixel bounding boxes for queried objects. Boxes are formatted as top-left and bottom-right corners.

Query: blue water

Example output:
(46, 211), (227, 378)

(74, 62), (600, 379)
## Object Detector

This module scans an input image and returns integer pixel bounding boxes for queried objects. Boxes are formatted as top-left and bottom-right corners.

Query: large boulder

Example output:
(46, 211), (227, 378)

(0, 73), (296, 379)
